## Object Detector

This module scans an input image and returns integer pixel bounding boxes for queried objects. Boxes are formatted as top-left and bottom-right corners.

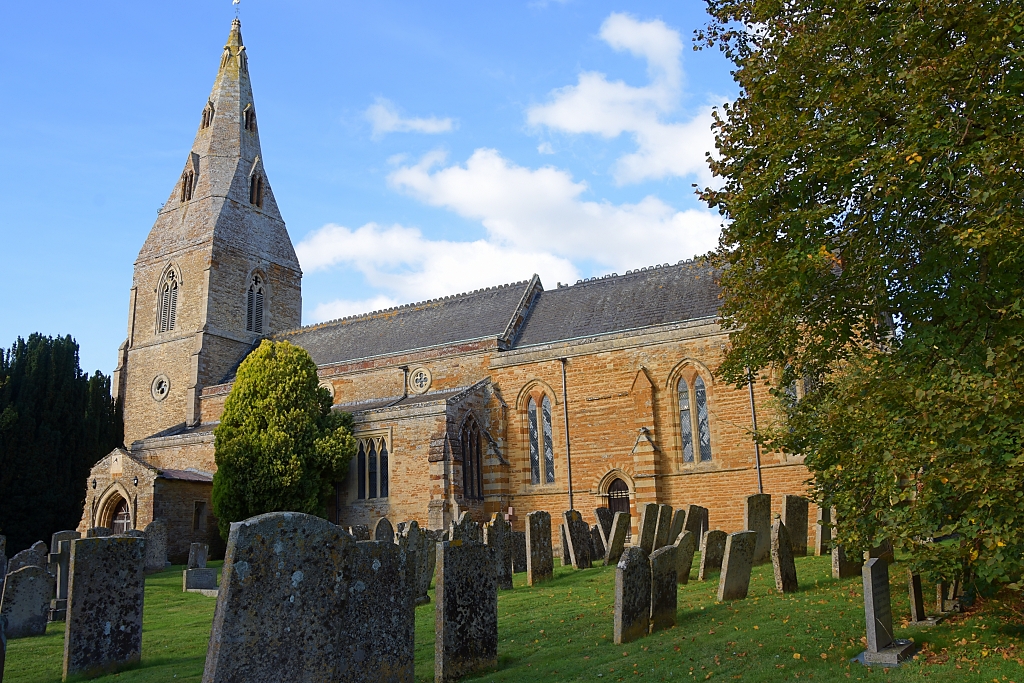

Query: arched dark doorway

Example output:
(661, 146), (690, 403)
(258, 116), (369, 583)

(607, 478), (630, 514)
(112, 498), (132, 534)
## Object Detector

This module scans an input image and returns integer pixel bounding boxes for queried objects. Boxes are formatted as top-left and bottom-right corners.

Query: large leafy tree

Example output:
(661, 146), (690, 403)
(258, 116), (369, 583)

(699, 0), (1024, 591)
(0, 334), (123, 553)
(212, 340), (355, 539)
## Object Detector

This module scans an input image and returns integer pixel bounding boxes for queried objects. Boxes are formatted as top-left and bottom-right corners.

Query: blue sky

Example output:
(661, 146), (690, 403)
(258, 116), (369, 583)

(0, 1), (736, 376)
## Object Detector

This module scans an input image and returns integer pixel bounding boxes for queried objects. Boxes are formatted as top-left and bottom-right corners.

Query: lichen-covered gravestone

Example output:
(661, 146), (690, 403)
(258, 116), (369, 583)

(450, 512), (482, 544)
(856, 558), (916, 666)
(637, 503), (659, 556)
(374, 517), (395, 543)
(562, 510), (592, 570)
(525, 511), (553, 586)
(770, 520), (798, 593)
(511, 531), (527, 574)
(435, 539), (498, 682)
(673, 530), (696, 584)
(832, 545), (863, 579)
(594, 507), (614, 548)
(559, 523), (571, 566)
(1, 566), (54, 638)
(744, 493), (772, 564)
(668, 509), (686, 547)
(203, 512), (415, 683)
(717, 531), (758, 601)
(143, 519), (168, 572)
(649, 545), (677, 632)
(398, 520), (435, 605)
(653, 504), (673, 550)
(614, 547), (651, 645)
(781, 495), (809, 556)
(604, 511), (630, 566)
(590, 525), (606, 562)
(86, 527), (112, 538)
(814, 507), (832, 556)
(698, 530), (727, 581)
(47, 531), (80, 622)
(63, 536), (145, 679)
(188, 543), (209, 569)
(8, 541), (48, 574)
(484, 513), (513, 590)
(683, 505), (709, 548)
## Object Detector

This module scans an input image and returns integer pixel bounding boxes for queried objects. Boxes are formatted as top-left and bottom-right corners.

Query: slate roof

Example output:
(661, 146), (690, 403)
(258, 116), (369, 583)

(159, 468), (214, 483)
(334, 385), (478, 414)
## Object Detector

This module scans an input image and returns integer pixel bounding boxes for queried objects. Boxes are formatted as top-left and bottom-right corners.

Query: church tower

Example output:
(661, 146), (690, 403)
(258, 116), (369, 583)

(114, 19), (301, 445)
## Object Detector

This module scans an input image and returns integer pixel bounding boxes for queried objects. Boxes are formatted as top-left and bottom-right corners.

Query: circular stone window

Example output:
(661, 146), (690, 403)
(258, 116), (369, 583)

(151, 375), (170, 402)
(319, 380), (336, 400)
(409, 367), (432, 394)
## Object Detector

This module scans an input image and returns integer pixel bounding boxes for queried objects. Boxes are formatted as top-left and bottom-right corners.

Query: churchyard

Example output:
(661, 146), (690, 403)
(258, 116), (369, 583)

(3, 541), (1020, 681)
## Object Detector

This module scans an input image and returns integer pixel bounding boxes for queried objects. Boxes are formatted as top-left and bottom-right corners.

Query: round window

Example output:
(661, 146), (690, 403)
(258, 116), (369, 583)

(151, 374), (170, 402)
(409, 367), (432, 394)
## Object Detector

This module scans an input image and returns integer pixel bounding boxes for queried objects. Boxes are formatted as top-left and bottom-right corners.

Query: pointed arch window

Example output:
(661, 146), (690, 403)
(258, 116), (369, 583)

(526, 392), (556, 484)
(158, 269), (179, 333)
(249, 174), (263, 208)
(355, 434), (389, 500)
(246, 274), (265, 334)
(180, 170), (195, 202)
(678, 373), (713, 463)
(243, 104), (257, 133)
(201, 102), (215, 129)
(461, 416), (484, 500)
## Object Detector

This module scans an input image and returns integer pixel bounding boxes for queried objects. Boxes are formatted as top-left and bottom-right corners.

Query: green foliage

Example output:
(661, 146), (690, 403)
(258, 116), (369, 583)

(212, 340), (355, 539)
(698, 0), (1024, 590)
(0, 334), (123, 553)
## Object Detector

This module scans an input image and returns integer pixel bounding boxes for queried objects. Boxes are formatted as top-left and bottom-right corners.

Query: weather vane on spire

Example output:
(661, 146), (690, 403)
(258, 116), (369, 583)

(233, 0), (240, 18)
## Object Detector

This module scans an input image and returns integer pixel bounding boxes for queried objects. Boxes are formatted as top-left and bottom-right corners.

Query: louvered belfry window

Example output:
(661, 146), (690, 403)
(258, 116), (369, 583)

(246, 274), (264, 334)
(201, 102), (215, 129)
(180, 170), (195, 202)
(249, 174), (263, 207)
(158, 270), (178, 333)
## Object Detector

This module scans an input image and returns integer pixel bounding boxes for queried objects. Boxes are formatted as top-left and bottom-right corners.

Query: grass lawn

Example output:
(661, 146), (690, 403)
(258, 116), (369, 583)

(4, 554), (1022, 682)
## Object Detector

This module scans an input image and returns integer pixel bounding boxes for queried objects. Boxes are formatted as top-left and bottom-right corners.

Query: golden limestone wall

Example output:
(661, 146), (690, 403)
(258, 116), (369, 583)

(78, 451), (158, 534)
(153, 478), (222, 563)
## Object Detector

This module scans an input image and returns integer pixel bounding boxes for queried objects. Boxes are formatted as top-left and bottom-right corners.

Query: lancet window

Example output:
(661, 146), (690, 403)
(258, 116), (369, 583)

(678, 374), (713, 463)
(243, 105), (257, 132)
(527, 394), (555, 485)
(246, 274), (265, 334)
(249, 174), (263, 207)
(158, 269), (179, 333)
(201, 102), (215, 129)
(180, 170), (195, 202)
(461, 416), (484, 500)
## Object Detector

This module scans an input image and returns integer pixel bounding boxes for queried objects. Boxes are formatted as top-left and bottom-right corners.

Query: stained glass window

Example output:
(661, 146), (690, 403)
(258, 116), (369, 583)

(541, 396), (555, 483)
(528, 397), (540, 485)
(695, 376), (712, 462)
(678, 377), (694, 463)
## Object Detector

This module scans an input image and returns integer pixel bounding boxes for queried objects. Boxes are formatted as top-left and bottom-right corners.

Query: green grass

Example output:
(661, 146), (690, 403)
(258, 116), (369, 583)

(5, 555), (1022, 682)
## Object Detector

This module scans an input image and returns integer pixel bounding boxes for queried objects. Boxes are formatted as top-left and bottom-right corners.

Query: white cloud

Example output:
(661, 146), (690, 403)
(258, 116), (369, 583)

(537, 141), (554, 154)
(312, 295), (401, 322)
(365, 98), (456, 138)
(526, 13), (718, 185)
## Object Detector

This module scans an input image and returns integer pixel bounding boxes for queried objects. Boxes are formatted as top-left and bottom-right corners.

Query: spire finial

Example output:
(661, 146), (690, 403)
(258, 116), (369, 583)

(233, 0), (240, 19)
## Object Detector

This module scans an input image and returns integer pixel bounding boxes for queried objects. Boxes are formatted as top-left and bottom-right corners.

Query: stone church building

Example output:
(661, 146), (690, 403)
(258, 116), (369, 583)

(78, 20), (814, 561)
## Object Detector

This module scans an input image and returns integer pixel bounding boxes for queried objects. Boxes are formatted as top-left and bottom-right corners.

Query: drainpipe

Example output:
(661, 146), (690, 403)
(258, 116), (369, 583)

(560, 358), (574, 511)
(747, 368), (764, 494)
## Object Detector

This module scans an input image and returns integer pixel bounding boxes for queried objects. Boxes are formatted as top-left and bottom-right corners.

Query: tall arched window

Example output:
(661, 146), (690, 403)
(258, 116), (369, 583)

(249, 174), (263, 207)
(158, 269), (178, 333)
(678, 377), (694, 463)
(678, 373), (713, 463)
(694, 376), (713, 462)
(246, 274), (265, 334)
(357, 441), (366, 499)
(461, 417), (483, 500)
(526, 392), (556, 484)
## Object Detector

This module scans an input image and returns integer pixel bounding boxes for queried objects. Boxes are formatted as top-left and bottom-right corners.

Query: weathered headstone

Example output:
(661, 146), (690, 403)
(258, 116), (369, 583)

(374, 517), (395, 543)
(613, 547), (651, 645)
(562, 510), (592, 570)
(653, 504), (673, 550)
(604, 511), (630, 566)
(203, 512), (415, 683)
(1, 566), (54, 638)
(856, 558), (916, 666)
(770, 520), (798, 593)
(188, 543), (209, 569)
(717, 531), (758, 601)
(63, 536), (145, 679)
(698, 529), (727, 581)
(398, 520), (435, 605)
(683, 505), (709, 548)
(744, 493), (772, 564)
(511, 531), (527, 574)
(832, 545), (863, 579)
(183, 567), (218, 593)
(143, 519), (168, 572)
(668, 509), (686, 547)
(559, 523), (571, 566)
(636, 503), (658, 556)
(9, 541), (48, 574)
(525, 511), (553, 586)
(814, 506), (832, 556)
(590, 525), (606, 562)
(673, 530), (696, 584)
(865, 539), (895, 564)
(86, 527), (112, 538)
(450, 513), (482, 544)
(348, 524), (370, 541)
(594, 507), (614, 548)
(649, 545), (677, 632)
(484, 513), (514, 590)
(907, 572), (942, 626)
(435, 539), (498, 682)
(781, 495), (809, 556)
(47, 533), (79, 622)
(937, 578), (961, 614)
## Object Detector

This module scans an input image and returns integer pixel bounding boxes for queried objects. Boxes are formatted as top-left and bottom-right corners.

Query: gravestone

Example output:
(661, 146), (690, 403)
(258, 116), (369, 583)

(908, 572), (942, 626)
(559, 524), (571, 566)
(450, 513), (482, 544)
(781, 495), (809, 556)
(203, 512), (415, 683)
(770, 520), (798, 593)
(86, 527), (112, 538)
(374, 517), (395, 543)
(594, 507), (614, 548)
(525, 511), (553, 586)
(348, 524), (370, 541)
(668, 509), (686, 547)
(398, 520), (435, 604)
(856, 558), (916, 666)
(9, 541), (48, 574)
(636, 503), (658, 556)
(653, 504), (673, 550)
(484, 513), (514, 590)
(183, 567), (218, 593)
(1, 566), (54, 638)
(435, 539), (498, 682)
(613, 547), (651, 645)
(937, 579), (961, 614)
(744, 494), (772, 564)
(673, 530), (696, 584)
(649, 545), (678, 632)
(47, 534), (79, 622)
(63, 536), (145, 678)
(143, 519), (168, 572)
(188, 543), (209, 569)
(866, 539), (895, 564)
(832, 545), (863, 579)
(590, 525), (606, 562)
(683, 505), (709, 548)
(562, 510), (592, 570)
(698, 530), (727, 581)
(815, 507), (832, 556)
(511, 531), (527, 574)
(604, 511), (630, 566)
(717, 531), (758, 601)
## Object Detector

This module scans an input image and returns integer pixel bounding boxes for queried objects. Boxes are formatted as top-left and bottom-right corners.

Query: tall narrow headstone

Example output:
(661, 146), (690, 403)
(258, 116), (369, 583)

(698, 530), (727, 581)
(907, 572), (941, 625)
(525, 511), (553, 586)
(484, 513), (514, 590)
(832, 545), (863, 579)
(744, 494), (772, 564)
(614, 547), (651, 644)
(814, 506), (832, 556)
(558, 524), (571, 566)
(143, 519), (168, 572)
(770, 520), (798, 593)
(717, 531), (758, 601)
(1, 566), (54, 638)
(649, 545), (678, 632)
(653, 504), (673, 550)
(857, 558), (916, 666)
(780, 496), (809, 556)
(47, 534), (78, 622)
(374, 518), (395, 543)
(637, 503), (658, 556)
(435, 539), (498, 682)
(673, 530), (696, 584)
(668, 509), (686, 547)
(8, 541), (47, 574)
(562, 510), (592, 570)
(604, 511), (630, 566)
(511, 531), (527, 574)
(63, 536), (145, 679)
(594, 507), (614, 548)
(398, 520), (434, 605)
(590, 525), (606, 562)
(188, 543), (209, 569)
(203, 512), (414, 683)
(683, 505), (708, 548)
(937, 578), (961, 614)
